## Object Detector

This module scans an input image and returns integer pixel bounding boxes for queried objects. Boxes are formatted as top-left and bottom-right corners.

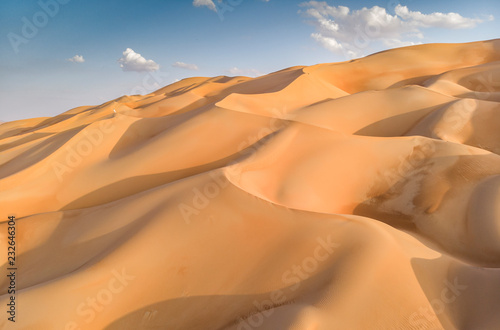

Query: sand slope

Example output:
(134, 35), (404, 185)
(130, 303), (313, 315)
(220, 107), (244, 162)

(1, 39), (500, 330)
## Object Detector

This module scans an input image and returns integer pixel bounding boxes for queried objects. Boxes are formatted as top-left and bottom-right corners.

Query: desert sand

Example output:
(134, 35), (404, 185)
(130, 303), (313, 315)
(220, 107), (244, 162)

(1, 39), (500, 329)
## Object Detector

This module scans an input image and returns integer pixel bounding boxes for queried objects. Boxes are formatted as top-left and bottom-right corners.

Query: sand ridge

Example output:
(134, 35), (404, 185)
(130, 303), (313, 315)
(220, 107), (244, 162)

(1, 39), (500, 330)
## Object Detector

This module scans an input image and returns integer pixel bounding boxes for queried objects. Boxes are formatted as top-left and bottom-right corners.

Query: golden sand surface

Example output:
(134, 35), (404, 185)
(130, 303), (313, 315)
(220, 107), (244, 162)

(1, 39), (500, 329)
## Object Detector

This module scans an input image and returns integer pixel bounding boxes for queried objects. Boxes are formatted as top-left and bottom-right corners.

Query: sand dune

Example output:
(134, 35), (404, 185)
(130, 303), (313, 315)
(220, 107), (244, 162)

(1, 39), (500, 330)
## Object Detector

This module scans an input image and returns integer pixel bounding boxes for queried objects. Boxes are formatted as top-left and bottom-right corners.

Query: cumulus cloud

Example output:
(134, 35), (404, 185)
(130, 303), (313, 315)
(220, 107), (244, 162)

(172, 61), (199, 71)
(118, 48), (159, 72)
(194, 0), (267, 12)
(394, 5), (486, 29)
(228, 67), (264, 77)
(193, 0), (217, 12)
(300, 1), (493, 58)
(67, 55), (85, 63)
(311, 33), (343, 53)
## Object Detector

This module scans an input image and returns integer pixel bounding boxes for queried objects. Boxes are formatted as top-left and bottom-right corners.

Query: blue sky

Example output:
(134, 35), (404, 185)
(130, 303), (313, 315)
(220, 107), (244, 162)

(0, 0), (498, 122)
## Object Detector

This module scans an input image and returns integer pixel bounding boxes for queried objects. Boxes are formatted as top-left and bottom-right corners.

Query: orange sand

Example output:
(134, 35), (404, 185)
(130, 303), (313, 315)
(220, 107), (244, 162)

(1, 39), (500, 330)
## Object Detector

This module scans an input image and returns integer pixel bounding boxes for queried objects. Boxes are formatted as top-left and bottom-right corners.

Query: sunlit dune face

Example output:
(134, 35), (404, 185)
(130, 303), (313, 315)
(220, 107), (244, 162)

(1, 39), (500, 330)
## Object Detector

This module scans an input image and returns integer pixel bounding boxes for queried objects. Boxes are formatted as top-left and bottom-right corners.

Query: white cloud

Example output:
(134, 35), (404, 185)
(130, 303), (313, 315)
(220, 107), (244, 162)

(118, 48), (159, 72)
(394, 5), (484, 29)
(172, 61), (199, 71)
(382, 38), (417, 48)
(300, 2), (493, 58)
(193, 0), (216, 12)
(194, 0), (268, 12)
(311, 33), (343, 52)
(67, 55), (85, 63)
(228, 67), (264, 77)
